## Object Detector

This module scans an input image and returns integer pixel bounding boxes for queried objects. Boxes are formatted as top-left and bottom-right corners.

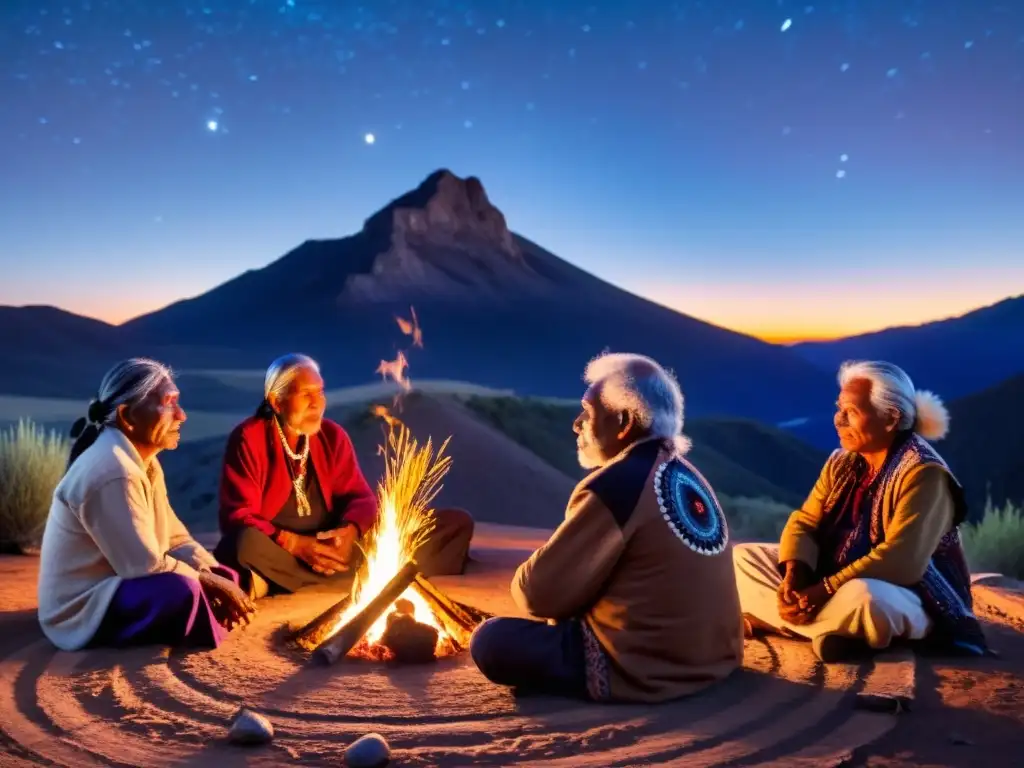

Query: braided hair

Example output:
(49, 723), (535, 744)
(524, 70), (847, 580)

(67, 358), (173, 470)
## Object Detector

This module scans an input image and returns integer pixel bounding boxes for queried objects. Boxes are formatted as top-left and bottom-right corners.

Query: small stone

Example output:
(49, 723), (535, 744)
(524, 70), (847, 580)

(228, 707), (274, 745)
(948, 732), (974, 746)
(345, 732), (391, 767)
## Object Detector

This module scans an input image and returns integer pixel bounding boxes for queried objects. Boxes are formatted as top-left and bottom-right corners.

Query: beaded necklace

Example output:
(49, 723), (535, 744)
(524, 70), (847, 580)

(274, 417), (312, 517)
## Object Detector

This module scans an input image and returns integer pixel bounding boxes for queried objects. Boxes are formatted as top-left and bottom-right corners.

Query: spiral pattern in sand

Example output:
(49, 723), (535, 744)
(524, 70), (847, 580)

(0, 585), (911, 767)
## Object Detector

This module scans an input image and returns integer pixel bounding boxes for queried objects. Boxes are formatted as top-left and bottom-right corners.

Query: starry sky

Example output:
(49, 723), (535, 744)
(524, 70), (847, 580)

(2, 0), (1022, 343)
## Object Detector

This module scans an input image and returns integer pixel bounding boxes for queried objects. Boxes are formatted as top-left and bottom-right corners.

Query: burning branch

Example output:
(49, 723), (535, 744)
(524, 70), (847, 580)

(290, 305), (492, 664)
(292, 595), (353, 651)
(313, 561), (419, 665)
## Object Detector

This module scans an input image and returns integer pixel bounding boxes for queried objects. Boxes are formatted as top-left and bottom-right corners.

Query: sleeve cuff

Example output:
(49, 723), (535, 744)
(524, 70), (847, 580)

(777, 536), (819, 571)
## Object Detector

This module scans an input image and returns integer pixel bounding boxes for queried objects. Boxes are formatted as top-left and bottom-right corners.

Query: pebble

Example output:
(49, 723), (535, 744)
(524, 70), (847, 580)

(228, 707), (274, 745)
(345, 732), (391, 767)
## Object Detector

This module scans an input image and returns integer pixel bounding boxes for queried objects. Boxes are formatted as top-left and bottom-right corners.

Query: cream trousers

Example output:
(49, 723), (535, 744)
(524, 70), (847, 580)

(732, 543), (932, 649)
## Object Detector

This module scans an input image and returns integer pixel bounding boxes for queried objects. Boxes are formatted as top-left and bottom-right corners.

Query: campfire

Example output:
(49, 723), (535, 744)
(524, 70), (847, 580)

(292, 420), (489, 664)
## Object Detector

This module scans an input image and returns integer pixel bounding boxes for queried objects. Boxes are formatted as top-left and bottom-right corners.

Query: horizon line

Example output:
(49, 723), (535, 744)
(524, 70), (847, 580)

(5, 294), (1013, 348)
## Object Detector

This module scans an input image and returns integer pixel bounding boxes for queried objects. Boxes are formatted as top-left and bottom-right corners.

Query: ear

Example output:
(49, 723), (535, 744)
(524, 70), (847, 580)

(884, 409), (900, 432)
(115, 403), (134, 432)
(616, 411), (635, 440)
(267, 392), (282, 414)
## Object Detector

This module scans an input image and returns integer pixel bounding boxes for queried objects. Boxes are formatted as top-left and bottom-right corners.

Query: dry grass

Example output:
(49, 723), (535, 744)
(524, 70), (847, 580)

(0, 419), (69, 553)
(961, 499), (1024, 579)
(722, 495), (794, 543)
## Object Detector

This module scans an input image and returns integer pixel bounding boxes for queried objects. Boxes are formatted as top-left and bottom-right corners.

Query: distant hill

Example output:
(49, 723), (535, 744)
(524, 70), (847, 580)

(0, 305), (263, 401)
(160, 391), (819, 534)
(99, 169), (834, 425)
(0, 306), (126, 398)
(791, 295), (1024, 402)
(940, 374), (1024, 521)
(460, 395), (825, 507)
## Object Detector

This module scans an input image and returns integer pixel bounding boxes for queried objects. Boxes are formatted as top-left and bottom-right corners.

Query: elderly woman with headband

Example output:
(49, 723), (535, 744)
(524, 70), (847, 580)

(37, 358), (255, 652)
(213, 353), (475, 598)
(733, 360), (988, 662)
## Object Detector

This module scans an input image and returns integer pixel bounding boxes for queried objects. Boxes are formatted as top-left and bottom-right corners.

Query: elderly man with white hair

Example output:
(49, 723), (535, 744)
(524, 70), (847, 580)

(470, 352), (744, 703)
(733, 360), (988, 663)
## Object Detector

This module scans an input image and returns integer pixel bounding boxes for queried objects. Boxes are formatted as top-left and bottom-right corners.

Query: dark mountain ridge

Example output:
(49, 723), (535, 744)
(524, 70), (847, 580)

(5, 170), (840, 423)
(940, 373), (1024, 519)
(791, 294), (1024, 401)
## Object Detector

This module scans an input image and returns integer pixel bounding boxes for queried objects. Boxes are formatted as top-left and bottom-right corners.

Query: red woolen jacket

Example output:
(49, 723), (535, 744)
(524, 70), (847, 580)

(218, 415), (378, 540)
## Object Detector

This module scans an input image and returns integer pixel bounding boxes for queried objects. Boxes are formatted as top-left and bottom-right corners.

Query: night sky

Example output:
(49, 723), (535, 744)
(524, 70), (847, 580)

(2, 1), (1021, 342)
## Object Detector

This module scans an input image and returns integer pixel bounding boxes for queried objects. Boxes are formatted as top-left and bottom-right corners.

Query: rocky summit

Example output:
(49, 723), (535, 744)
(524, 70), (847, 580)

(347, 169), (552, 303)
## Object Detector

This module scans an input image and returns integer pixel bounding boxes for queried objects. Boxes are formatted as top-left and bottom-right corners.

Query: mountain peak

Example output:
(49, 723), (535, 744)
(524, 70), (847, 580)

(362, 169), (518, 258)
(341, 169), (548, 303)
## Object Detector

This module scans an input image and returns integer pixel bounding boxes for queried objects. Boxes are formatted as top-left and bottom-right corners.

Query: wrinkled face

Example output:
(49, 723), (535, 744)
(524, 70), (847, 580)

(272, 366), (327, 435)
(573, 385), (629, 470)
(119, 377), (186, 453)
(834, 378), (898, 455)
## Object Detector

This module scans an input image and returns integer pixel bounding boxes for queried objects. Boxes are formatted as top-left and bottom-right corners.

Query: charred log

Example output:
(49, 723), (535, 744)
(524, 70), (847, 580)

(292, 594), (353, 651)
(312, 560), (419, 665)
(411, 574), (493, 649)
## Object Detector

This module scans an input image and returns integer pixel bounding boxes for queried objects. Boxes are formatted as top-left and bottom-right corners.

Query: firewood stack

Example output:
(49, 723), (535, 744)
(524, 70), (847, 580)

(291, 560), (492, 665)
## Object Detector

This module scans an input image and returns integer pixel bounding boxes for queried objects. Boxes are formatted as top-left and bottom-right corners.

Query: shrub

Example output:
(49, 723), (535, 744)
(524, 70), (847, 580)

(960, 498), (1024, 579)
(721, 495), (793, 543)
(0, 419), (70, 554)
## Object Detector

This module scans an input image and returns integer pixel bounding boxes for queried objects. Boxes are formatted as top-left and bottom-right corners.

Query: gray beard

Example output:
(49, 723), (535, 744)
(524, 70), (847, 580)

(577, 447), (604, 470)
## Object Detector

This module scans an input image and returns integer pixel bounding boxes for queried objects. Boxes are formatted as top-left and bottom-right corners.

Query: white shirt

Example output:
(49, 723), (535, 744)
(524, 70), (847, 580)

(37, 427), (218, 651)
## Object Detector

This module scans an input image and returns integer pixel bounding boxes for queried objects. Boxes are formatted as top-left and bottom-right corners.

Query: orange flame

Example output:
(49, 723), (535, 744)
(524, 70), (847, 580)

(371, 404), (402, 429)
(323, 305), (459, 662)
(331, 423), (456, 660)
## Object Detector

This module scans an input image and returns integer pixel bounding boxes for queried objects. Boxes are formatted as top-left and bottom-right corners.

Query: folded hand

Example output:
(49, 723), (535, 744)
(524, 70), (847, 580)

(311, 525), (358, 575)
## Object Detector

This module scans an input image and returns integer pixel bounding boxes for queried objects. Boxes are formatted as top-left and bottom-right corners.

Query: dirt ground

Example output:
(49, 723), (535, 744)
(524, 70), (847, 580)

(1, 530), (1022, 766)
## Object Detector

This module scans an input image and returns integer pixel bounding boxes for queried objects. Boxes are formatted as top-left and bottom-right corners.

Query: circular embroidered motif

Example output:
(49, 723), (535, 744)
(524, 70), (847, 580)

(653, 458), (729, 555)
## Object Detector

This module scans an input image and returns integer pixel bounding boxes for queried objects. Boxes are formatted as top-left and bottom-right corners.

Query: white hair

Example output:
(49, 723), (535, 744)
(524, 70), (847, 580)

(584, 351), (691, 454)
(264, 353), (320, 401)
(67, 357), (174, 469)
(255, 353), (321, 417)
(838, 360), (950, 441)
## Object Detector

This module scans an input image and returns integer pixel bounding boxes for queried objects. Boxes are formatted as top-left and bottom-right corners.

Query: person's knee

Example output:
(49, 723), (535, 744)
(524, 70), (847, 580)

(833, 578), (877, 608)
(160, 573), (203, 609)
(731, 543), (758, 569)
(438, 507), (475, 540)
(234, 526), (277, 566)
(470, 617), (506, 679)
(832, 579), (905, 644)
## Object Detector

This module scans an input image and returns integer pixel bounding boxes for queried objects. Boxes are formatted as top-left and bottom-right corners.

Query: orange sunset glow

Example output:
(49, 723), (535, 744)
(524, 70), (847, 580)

(637, 279), (1022, 345)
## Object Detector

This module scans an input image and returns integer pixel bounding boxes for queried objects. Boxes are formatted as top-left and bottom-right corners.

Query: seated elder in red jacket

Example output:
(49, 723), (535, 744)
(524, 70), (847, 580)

(213, 353), (474, 598)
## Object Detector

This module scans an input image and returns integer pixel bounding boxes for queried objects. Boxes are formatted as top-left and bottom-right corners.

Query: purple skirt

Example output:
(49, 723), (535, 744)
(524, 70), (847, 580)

(89, 565), (239, 649)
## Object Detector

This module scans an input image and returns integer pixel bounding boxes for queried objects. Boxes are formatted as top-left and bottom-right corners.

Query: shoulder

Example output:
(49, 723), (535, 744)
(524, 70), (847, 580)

(60, 433), (141, 500)
(224, 416), (273, 460)
(579, 439), (664, 528)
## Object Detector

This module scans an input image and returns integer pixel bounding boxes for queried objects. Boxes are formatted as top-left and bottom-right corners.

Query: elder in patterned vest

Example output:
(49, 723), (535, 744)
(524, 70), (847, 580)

(733, 360), (988, 663)
(470, 352), (744, 703)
